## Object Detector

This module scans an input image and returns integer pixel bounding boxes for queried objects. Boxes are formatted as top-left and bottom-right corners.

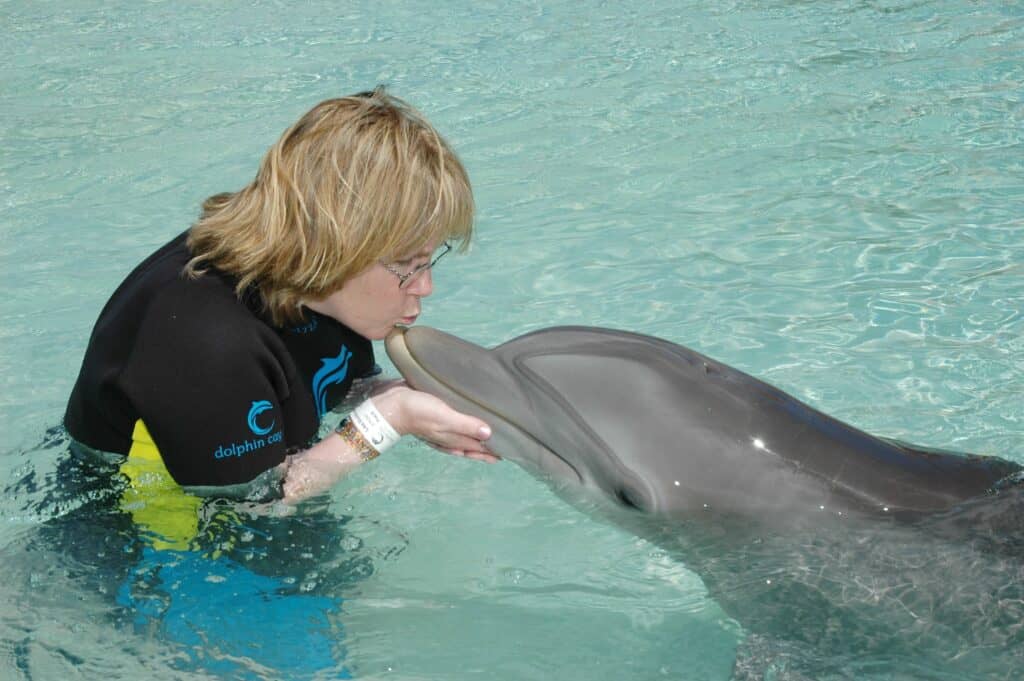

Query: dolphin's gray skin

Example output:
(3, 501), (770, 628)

(386, 325), (1024, 678)
(385, 325), (1019, 520)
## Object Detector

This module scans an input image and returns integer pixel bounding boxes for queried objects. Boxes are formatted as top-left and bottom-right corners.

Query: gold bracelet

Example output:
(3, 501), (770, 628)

(335, 418), (380, 462)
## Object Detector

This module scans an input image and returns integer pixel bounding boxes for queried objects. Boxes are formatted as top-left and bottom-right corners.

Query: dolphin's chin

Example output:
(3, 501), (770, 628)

(385, 327), (583, 485)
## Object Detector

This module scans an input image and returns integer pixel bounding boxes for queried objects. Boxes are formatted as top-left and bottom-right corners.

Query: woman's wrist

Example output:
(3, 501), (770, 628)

(367, 386), (411, 436)
(282, 398), (402, 502)
(335, 418), (381, 462)
(337, 398), (402, 459)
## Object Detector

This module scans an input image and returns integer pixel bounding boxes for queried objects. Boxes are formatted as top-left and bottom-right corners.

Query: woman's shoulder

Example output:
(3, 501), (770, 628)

(83, 233), (272, 364)
(145, 273), (276, 355)
(123, 274), (292, 398)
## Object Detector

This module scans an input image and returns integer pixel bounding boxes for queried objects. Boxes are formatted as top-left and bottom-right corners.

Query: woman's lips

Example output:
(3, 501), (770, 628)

(399, 315), (418, 325)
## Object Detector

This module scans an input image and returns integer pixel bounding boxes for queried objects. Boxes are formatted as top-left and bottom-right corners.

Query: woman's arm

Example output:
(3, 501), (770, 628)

(281, 382), (495, 502)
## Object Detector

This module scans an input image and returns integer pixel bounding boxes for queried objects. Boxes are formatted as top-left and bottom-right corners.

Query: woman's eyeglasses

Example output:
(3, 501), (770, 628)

(381, 241), (452, 289)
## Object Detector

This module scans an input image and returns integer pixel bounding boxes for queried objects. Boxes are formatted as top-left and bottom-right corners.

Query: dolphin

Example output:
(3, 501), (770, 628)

(385, 325), (1024, 678)
(384, 325), (1019, 520)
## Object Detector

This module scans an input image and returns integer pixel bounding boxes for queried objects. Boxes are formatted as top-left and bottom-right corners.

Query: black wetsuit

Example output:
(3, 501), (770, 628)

(64, 230), (376, 487)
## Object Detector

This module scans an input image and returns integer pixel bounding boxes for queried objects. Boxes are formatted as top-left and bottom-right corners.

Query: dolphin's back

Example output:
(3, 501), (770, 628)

(500, 327), (1019, 516)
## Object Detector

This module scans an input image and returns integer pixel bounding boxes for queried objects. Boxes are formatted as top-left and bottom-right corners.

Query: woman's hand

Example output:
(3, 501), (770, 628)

(370, 380), (499, 463)
(281, 380), (497, 503)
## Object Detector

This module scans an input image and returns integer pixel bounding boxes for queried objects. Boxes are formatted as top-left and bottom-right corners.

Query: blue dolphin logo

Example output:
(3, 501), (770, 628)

(247, 400), (275, 436)
(312, 346), (352, 418)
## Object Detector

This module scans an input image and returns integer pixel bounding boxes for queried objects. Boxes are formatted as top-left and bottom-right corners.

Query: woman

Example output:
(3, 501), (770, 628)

(64, 87), (495, 507)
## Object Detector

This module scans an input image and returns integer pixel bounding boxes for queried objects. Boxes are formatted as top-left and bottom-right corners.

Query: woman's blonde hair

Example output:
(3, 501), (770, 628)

(186, 87), (474, 326)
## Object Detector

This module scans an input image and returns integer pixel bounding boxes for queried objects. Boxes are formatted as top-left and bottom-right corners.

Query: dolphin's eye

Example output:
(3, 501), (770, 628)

(616, 486), (647, 512)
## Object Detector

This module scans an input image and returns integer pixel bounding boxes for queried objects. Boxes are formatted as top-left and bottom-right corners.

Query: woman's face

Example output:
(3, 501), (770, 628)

(306, 245), (437, 340)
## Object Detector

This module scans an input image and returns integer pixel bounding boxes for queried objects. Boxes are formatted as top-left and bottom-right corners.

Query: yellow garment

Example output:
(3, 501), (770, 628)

(118, 419), (202, 551)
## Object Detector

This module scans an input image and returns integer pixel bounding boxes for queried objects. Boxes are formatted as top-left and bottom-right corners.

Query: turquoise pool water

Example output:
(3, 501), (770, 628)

(2, 0), (1022, 679)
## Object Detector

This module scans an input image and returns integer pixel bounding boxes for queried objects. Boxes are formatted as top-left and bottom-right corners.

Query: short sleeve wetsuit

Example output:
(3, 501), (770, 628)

(64, 230), (377, 488)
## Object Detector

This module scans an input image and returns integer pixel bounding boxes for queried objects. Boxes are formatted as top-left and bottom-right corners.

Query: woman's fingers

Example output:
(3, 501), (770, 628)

(463, 451), (501, 463)
(435, 430), (491, 453)
(419, 397), (490, 442)
(421, 438), (501, 463)
(451, 412), (492, 441)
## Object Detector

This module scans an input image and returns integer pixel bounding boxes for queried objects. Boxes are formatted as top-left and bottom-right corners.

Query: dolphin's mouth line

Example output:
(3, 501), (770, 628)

(400, 335), (583, 483)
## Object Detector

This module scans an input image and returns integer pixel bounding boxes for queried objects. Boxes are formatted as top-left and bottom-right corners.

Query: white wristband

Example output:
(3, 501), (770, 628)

(350, 399), (402, 454)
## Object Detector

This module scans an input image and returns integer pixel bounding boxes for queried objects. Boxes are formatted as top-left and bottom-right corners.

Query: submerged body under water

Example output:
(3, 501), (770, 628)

(0, 429), (407, 680)
(4, 429), (1021, 680)
(627, 483), (1024, 680)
